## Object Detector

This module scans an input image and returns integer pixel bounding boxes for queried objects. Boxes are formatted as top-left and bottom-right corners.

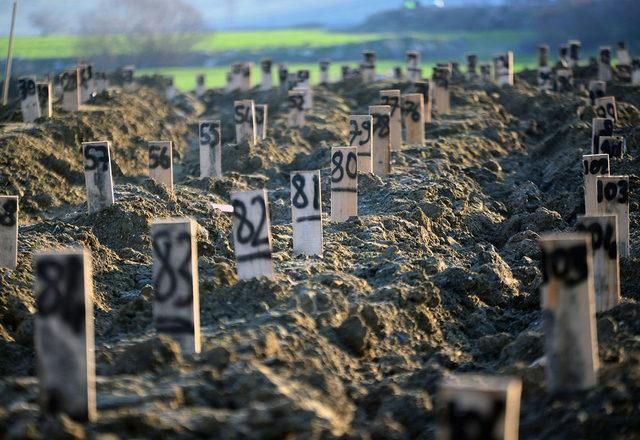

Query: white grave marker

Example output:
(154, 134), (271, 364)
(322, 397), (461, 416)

(61, 67), (80, 112)
(278, 64), (289, 92)
(199, 120), (222, 178)
(617, 41), (631, 66)
(166, 77), (176, 100)
(555, 69), (573, 93)
(231, 189), (274, 280)
(596, 176), (630, 257)
(362, 51), (376, 83)
(234, 100), (257, 145)
(380, 90), (402, 151)
(466, 54), (478, 81)
(588, 80), (606, 106)
(591, 118), (614, 154)
(122, 65), (135, 91)
(598, 47), (612, 82)
(37, 81), (53, 118)
(540, 233), (598, 392)
(288, 89), (306, 128)
(559, 44), (570, 67)
(319, 60), (331, 84)
(151, 218), (201, 353)
(436, 374), (522, 440)
(369, 105), (391, 176)
(0, 196), (18, 270)
(406, 51), (421, 82)
(79, 64), (94, 103)
(582, 154), (609, 215)
(494, 52), (514, 86)
(34, 249), (96, 422)
(255, 104), (268, 140)
(568, 40), (581, 67)
(538, 45), (552, 91)
(18, 76), (41, 122)
(297, 70), (313, 109)
(576, 215), (620, 312)
(331, 147), (358, 223)
(349, 115), (373, 173)
(290, 170), (323, 256)
(196, 74), (205, 98)
(594, 96), (617, 122)
(260, 59), (273, 90)
(632, 58), (640, 85)
(402, 93), (425, 146)
(82, 141), (114, 214)
(148, 141), (173, 190)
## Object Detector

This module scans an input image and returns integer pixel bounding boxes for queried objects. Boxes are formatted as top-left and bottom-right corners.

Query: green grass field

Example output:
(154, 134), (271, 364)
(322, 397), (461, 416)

(0, 29), (533, 59)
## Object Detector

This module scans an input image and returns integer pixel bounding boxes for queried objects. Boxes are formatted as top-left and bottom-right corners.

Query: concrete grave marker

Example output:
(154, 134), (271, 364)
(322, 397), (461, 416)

(199, 120), (222, 178)
(290, 170), (323, 256)
(369, 105), (391, 176)
(349, 115), (373, 173)
(148, 141), (173, 190)
(380, 89), (402, 151)
(540, 233), (598, 392)
(34, 248), (96, 422)
(231, 189), (274, 280)
(576, 215), (620, 312)
(151, 218), (201, 353)
(436, 374), (522, 440)
(596, 176), (630, 257)
(83, 141), (114, 214)
(18, 76), (41, 122)
(331, 146), (358, 223)
(0, 196), (18, 270)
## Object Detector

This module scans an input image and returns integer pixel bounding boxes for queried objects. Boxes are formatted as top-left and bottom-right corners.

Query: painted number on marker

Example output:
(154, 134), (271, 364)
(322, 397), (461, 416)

(403, 100), (421, 122)
(372, 113), (390, 138)
(18, 78), (36, 100)
(583, 158), (608, 175)
(152, 230), (193, 306)
(200, 122), (220, 146)
(576, 222), (617, 259)
(446, 400), (505, 440)
(292, 173), (320, 210)
(381, 95), (399, 116)
(332, 150), (357, 183)
(233, 196), (269, 248)
(289, 95), (304, 110)
(349, 119), (371, 145)
(597, 179), (628, 204)
(61, 72), (77, 91)
(596, 102), (616, 119)
(541, 244), (588, 287)
(234, 104), (251, 124)
(149, 144), (170, 169)
(84, 144), (109, 171)
(0, 198), (17, 227)
(36, 255), (85, 335)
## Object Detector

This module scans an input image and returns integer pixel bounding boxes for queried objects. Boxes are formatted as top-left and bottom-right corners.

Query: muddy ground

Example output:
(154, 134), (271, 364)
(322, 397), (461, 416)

(1, 66), (640, 439)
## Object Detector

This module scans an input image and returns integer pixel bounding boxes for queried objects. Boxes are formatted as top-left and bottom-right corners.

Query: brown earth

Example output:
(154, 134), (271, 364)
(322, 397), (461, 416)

(1, 66), (640, 439)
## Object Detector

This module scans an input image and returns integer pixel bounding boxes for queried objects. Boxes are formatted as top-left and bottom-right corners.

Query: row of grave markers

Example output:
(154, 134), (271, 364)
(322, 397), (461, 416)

(3, 44), (637, 437)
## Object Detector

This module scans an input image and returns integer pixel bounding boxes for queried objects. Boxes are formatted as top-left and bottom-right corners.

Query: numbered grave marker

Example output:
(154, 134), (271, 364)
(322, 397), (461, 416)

(288, 89), (306, 128)
(319, 59), (330, 84)
(152, 219), (200, 353)
(582, 154), (609, 215)
(199, 120), (222, 178)
(617, 41), (631, 66)
(255, 104), (268, 140)
(596, 176), (630, 257)
(349, 115), (373, 173)
(94, 72), (108, 94)
(369, 105), (391, 176)
(493, 52), (514, 86)
(569, 40), (581, 67)
(166, 77), (176, 100)
(591, 118), (614, 154)
(632, 58), (640, 85)
(555, 69), (573, 93)
(290, 171), (323, 256)
(576, 215), (620, 312)
(393, 66), (404, 81)
(433, 67), (451, 115)
(331, 147), (358, 223)
(362, 51), (376, 83)
(148, 141), (173, 190)
(37, 81), (53, 118)
(234, 100), (257, 146)
(296, 70), (313, 109)
(594, 96), (618, 122)
(538, 45), (552, 90)
(240, 63), (252, 92)
(466, 54), (478, 80)
(18, 76), (41, 122)
(598, 136), (626, 159)
(61, 67), (80, 112)
(480, 64), (492, 84)
(559, 44), (570, 67)
(82, 141), (114, 214)
(34, 249), (96, 422)
(260, 59), (272, 90)
(278, 64), (289, 92)
(436, 374), (522, 440)
(539, 233), (598, 392)
(588, 80), (606, 106)
(79, 64), (94, 103)
(406, 51), (421, 82)
(598, 47), (612, 82)
(0, 196), (18, 270)
(122, 65), (135, 91)
(414, 81), (432, 123)
(196, 74), (205, 97)
(231, 189), (274, 280)
(402, 93), (425, 146)
(380, 90), (402, 151)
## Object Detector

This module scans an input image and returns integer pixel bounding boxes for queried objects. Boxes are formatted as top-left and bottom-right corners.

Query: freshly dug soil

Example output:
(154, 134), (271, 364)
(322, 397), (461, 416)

(1, 67), (640, 439)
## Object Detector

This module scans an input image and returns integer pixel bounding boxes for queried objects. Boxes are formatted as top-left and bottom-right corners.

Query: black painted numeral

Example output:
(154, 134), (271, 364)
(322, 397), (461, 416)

(331, 151), (358, 183)
(84, 144), (109, 172)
